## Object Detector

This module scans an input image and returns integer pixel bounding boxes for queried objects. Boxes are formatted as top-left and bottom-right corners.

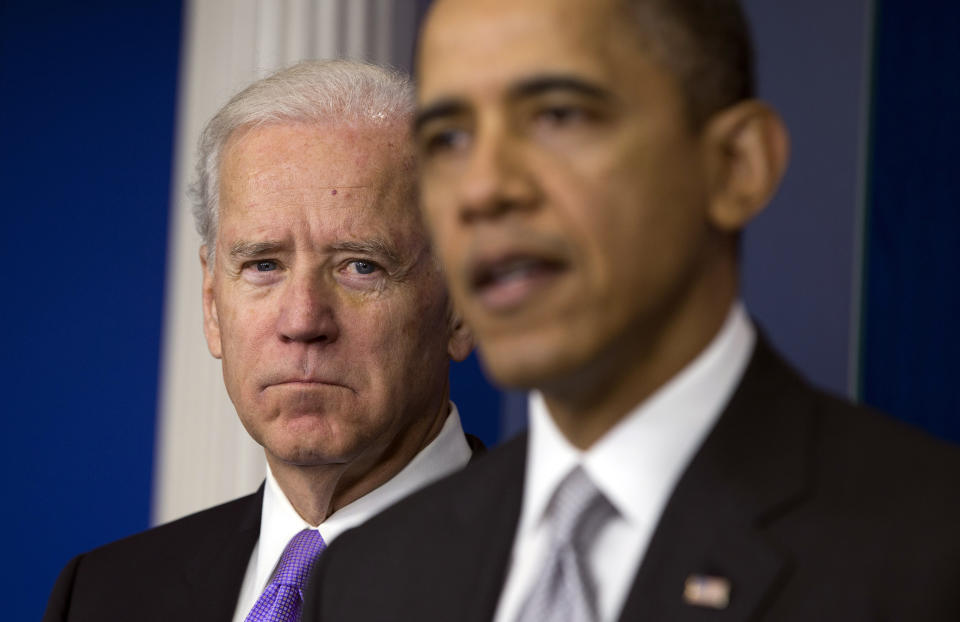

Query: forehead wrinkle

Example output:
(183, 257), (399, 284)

(235, 169), (373, 198)
(319, 175), (422, 263)
(224, 184), (375, 223)
(224, 121), (411, 196)
(220, 121), (422, 262)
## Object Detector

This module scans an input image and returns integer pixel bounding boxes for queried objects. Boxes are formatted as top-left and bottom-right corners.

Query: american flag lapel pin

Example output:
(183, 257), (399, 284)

(683, 574), (731, 610)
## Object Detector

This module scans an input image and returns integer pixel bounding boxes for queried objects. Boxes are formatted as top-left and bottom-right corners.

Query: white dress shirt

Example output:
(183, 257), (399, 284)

(493, 303), (755, 622)
(232, 403), (473, 622)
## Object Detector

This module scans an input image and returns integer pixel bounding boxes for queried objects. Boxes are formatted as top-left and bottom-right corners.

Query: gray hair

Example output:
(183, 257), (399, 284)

(191, 59), (415, 262)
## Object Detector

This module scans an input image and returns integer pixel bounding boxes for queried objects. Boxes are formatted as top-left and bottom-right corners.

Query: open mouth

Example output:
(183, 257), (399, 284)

(470, 254), (568, 311)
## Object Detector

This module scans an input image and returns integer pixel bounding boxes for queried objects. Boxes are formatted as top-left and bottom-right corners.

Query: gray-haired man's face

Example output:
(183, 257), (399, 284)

(201, 121), (471, 471)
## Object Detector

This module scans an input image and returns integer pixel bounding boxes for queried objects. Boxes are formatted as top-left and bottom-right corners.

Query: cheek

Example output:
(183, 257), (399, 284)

(565, 140), (706, 272)
(537, 153), (641, 285)
(362, 288), (448, 376)
(217, 295), (276, 380)
(421, 192), (460, 263)
(342, 296), (415, 374)
(421, 168), (467, 231)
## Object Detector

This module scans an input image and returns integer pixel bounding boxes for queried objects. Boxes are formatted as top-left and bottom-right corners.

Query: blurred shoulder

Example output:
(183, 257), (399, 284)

(811, 388), (960, 519)
(340, 432), (525, 549)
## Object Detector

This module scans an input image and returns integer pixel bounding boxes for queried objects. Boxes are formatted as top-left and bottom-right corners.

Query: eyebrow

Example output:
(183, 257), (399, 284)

(328, 240), (404, 266)
(414, 73), (614, 133)
(413, 99), (467, 134)
(229, 240), (286, 260)
(508, 74), (613, 102)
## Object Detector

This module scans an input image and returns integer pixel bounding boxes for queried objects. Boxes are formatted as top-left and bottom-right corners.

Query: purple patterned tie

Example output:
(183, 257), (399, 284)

(245, 529), (326, 622)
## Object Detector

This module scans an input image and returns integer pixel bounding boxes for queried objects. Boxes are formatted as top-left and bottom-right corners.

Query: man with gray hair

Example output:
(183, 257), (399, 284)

(43, 59), (480, 622)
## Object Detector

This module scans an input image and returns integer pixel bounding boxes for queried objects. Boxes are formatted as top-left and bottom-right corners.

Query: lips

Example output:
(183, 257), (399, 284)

(469, 252), (568, 312)
(260, 373), (351, 393)
(274, 379), (339, 386)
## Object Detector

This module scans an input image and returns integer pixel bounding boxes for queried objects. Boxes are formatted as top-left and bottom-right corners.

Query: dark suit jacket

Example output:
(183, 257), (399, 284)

(43, 436), (486, 622)
(43, 488), (263, 622)
(304, 339), (960, 621)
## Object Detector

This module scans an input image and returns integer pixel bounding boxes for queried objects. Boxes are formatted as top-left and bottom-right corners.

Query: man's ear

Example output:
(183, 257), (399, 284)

(702, 100), (789, 232)
(446, 306), (474, 363)
(200, 246), (223, 359)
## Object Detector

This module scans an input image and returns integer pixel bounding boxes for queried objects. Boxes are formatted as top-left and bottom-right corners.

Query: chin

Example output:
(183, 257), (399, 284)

(261, 424), (363, 468)
(268, 441), (354, 468)
(478, 333), (587, 391)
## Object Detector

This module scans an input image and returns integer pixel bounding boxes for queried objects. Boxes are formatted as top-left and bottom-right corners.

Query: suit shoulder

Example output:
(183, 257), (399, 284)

(304, 437), (526, 621)
(55, 489), (259, 584)
(377, 433), (521, 519)
(756, 336), (960, 475)
(814, 388), (960, 475)
(77, 490), (261, 565)
(800, 387), (960, 533)
(327, 434), (524, 558)
(752, 337), (960, 489)
(43, 491), (261, 621)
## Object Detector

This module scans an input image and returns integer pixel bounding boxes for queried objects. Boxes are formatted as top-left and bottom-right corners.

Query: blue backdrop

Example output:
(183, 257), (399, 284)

(861, 0), (960, 442)
(0, 0), (181, 616)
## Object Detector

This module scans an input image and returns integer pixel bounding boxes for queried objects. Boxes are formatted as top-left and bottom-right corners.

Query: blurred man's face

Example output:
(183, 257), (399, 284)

(202, 121), (463, 469)
(416, 0), (717, 391)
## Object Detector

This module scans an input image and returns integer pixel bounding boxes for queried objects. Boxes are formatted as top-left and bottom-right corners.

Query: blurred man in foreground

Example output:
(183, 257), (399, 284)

(305, 1), (960, 620)
(44, 60), (478, 622)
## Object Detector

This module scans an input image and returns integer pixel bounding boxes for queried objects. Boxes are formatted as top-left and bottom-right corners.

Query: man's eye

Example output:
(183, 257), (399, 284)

(240, 259), (283, 284)
(537, 105), (587, 126)
(350, 260), (379, 275)
(421, 128), (470, 156)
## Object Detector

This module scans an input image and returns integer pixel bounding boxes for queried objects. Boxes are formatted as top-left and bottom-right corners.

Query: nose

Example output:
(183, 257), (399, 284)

(457, 123), (539, 224)
(276, 271), (340, 345)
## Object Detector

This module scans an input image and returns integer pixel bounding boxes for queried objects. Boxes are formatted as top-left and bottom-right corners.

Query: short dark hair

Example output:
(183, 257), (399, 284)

(622, 0), (755, 127)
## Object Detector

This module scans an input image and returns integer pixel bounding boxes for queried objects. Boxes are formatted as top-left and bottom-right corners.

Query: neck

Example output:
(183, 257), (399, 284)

(542, 265), (737, 450)
(266, 394), (451, 526)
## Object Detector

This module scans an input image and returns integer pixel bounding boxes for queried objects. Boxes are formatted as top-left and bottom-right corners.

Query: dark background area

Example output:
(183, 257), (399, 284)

(0, 0), (182, 615)
(861, 0), (960, 442)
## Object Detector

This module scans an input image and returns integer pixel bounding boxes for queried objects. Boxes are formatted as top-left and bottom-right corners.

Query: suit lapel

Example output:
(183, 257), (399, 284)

(182, 486), (264, 622)
(619, 337), (816, 621)
(453, 434), (528, 622)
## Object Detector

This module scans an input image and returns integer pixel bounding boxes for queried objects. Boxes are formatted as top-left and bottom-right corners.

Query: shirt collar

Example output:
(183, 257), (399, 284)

(521, 302), (755, 534)
(253, 402), (472, 591)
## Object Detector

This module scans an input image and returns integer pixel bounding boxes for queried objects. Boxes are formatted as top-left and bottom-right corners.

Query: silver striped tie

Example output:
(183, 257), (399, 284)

(517, 466), (616, 622)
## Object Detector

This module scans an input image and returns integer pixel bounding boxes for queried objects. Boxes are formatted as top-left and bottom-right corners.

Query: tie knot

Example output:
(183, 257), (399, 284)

(547, 467), (612, 549)
(273, 529), (327, 589)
